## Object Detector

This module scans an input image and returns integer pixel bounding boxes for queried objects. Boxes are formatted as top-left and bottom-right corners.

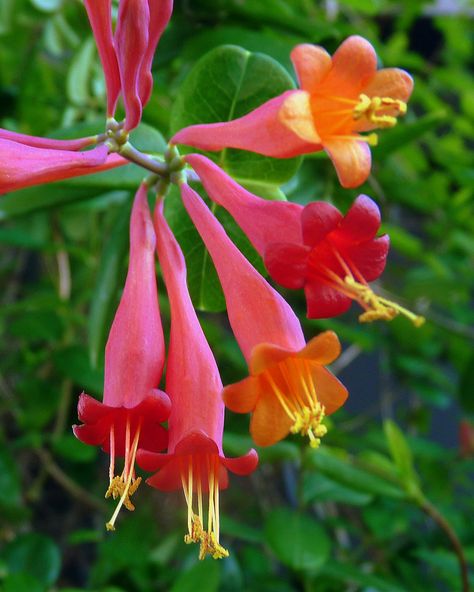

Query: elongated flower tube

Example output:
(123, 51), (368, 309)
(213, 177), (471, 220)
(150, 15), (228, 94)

(173, 36), (413, 188)
(186, 155), (423, 326)
(0, 128), (98, 151)
(74, 184), (170, 530)
(115, 0), (150, 132)
(0, 141), (125, 195)
(136, 201), (258, 560)
(180, 182), (347, 448)
(138, 0), (174, 107)
(84, 0), (121, 117)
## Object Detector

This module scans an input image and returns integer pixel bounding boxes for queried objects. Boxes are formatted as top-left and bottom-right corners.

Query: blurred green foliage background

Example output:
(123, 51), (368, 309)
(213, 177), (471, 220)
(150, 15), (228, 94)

(0, 0), (473, 591)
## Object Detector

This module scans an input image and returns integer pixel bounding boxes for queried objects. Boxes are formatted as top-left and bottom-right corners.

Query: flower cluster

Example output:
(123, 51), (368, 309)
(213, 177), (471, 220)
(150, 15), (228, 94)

(2, 1), (425, 561)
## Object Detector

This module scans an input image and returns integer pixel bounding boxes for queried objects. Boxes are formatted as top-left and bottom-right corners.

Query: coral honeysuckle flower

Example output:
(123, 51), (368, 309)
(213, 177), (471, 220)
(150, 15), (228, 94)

(115, 0), (150, 132)
(84, 0), (121, 117)
(74, 184), (170, 530)
(179, 182), (347, 448)
(173, 35), (413, 188)
(186, 154), (424, 327)
(136, 202), (258, 560)
(0, 141), (126, 195)
(138, 0), (174, 108)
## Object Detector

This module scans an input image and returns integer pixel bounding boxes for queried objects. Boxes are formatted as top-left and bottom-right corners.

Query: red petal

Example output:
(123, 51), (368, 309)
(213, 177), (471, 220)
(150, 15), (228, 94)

(264, 242), (309, 289)
(333, 194), (381, 243)
(301, 202), (343, 247)
(221, 448), (259, 476)
(343, 235), (389, 282)
(304, 281), (352, 319)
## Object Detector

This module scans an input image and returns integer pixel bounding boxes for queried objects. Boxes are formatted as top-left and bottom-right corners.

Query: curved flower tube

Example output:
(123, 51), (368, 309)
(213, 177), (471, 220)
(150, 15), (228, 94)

(136, 201), (258, 560)
(138, 0), (174, 107)
(0, 128), (98, 151)
(173, 36), (413, 187)
(179, 182), (347, 448)
(74, 184), (170, 530)
(84, 0), (121, 117)
(0, 141), (126, 195)
(115, 0), (150, 132)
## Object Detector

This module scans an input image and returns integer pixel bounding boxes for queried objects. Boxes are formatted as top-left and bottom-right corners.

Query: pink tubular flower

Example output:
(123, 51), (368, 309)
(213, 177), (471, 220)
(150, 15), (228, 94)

(185, 155), (424, 326)
(74, 184), (170, 530)
(138, 0), (174, 107)
(115, 0), (150, 132)
(0, 128), (97, 151)
(0, 141), (126, 195)
(84, 0), (121, 117)
(179, 182), (348, 449)
(172, 36), (413, 187)
(136, 201), (258, 560)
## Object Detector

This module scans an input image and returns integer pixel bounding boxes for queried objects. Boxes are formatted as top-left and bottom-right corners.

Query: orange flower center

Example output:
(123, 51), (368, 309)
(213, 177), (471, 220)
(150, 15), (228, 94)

(105, 417), (143, 531)
(307, 245), (425, 327)
(264, 357), (328, 449)
(180, 454), (229, 560)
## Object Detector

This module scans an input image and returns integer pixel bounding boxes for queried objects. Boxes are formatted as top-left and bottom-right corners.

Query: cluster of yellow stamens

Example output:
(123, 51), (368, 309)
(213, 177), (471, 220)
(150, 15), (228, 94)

(265, 357), (328, 448)
(353, 93), (407, 128)
(105, 418), (143, 531)
(181, 455), (229, 560)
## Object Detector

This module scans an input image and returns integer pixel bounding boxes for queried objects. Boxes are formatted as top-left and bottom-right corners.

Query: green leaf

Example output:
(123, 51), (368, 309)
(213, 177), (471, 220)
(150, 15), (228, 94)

(164, 185), (266, 312)
(384, 420), (421, 497)
(305, 448), (406, 499)
(171, 44), (301, 187)
(67, 37), (96, 107)
(2, 573), (45, 592)
(88, 200), (131, 368)
(264, 508), (331, 572)
(170, 560), (220, 592)
(53, 345), (104, 395)
(52, 433), (97, 462)
(301, 472), (374, 506)
(2, 534), (61, 586)
(320, 562), (407, 592)
(220, 515), (263, 544)
(0, 450), (22, 513)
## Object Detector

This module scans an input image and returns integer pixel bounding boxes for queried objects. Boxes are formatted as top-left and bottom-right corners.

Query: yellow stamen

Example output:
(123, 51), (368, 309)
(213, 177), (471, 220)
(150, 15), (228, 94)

(353, 93), (407, 128)
(182, 456), (229, 560)
(343, 276), (425, 327)
(105, 418), (142, 531)
(265, 360), (328, 448)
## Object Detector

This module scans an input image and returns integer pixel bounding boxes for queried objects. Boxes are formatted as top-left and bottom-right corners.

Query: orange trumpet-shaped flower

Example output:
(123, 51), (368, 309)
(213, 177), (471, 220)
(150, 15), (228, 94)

(172, 36), (413, 188)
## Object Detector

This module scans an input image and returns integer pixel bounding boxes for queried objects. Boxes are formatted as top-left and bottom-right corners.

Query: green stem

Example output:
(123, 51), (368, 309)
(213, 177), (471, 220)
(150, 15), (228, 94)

(420, 497), (470, 592)
(119, 142), (168, 176)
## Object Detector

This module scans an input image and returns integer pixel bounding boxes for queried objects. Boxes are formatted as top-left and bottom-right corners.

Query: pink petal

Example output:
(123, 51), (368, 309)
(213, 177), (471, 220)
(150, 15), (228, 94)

(172, 91), (321, 158)
(278, 91), (321, 143)
(323, 138), (372, 189)
(301, 201), (343, 246)
(138, 0), (174, 107)
(103, 184), (165, 409)
(115, 0), (150, 131)
(222, 448), (259, 475)
(0, 128), (96, 151)
(290, 44), (332, 93)
(84, 0), (121, 116)
(185, 154), (303, 255)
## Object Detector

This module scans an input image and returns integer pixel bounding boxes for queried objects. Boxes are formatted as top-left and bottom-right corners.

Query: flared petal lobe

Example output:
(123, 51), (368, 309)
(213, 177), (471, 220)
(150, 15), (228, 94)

(84, 0), (121, 116)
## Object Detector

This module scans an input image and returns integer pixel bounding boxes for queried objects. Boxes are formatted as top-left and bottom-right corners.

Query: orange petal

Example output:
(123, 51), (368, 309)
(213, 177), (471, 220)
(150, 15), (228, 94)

(290, 44), (332, 93)
(279, 90), (321, 143)
(249, 342), (295, 376)
(223, 375), (260, 414)
(297, 331), (341, 365)
(311, 366), (348, 415)
(250, 389), (293, 447)
(324, 138), (372, 188)
(324, 35), (377, 97)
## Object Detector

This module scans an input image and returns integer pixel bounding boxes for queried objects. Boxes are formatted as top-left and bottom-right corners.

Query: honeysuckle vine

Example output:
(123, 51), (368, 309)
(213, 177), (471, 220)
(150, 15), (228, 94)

(2, 2), (469, 587)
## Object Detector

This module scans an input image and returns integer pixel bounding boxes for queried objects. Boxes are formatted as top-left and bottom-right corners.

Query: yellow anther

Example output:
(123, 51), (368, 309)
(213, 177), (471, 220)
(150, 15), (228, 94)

(344, 276), (425, 327)
(353, 93), (407, 128)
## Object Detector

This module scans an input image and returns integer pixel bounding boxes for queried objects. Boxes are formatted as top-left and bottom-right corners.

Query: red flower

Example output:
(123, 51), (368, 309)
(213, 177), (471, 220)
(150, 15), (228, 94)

(186, 154), (424, 326)
(0, 141), (125, 195)
(137, 201), (257, 560)
(172, 36), (413, 187)
(74, 184), (170, 530)
(179, 182), (347, 448)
